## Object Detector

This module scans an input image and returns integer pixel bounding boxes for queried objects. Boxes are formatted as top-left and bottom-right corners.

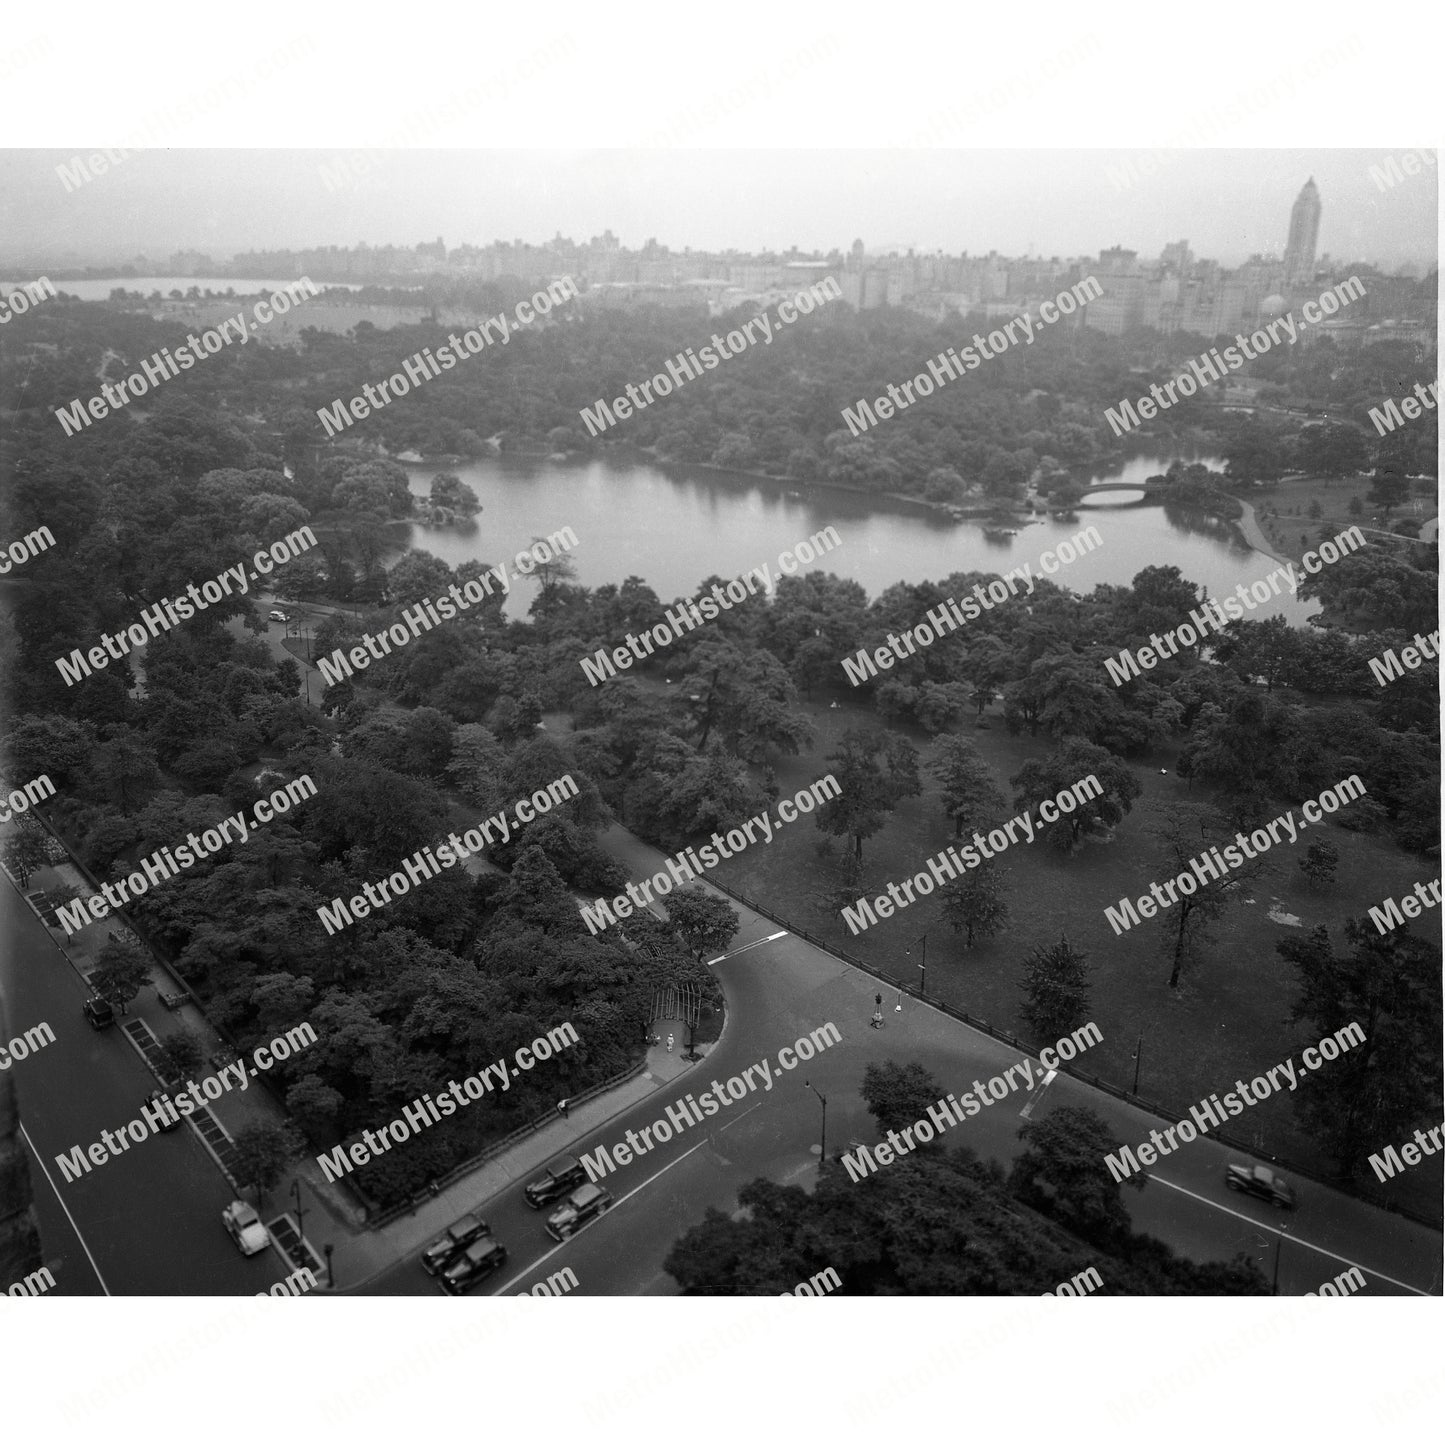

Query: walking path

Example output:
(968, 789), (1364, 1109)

(10, 823), (715, 1291)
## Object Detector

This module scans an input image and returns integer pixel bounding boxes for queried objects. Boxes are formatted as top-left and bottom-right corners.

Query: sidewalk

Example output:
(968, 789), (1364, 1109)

(308, 1034), (713, 1293)
(13, 833), (719, 1290)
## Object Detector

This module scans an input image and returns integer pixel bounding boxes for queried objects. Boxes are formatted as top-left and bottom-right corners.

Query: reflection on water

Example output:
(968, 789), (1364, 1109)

(394, 449), (1315, 625)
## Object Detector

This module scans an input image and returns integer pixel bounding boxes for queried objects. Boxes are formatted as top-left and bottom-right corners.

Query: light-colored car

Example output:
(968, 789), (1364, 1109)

(222, 1200), (270, 1255)
(545, 1182), (611, 1240)
(268, 609), (289, 623)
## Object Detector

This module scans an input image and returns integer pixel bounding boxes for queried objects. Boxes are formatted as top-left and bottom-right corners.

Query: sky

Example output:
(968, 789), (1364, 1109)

(0, 147), (1435, 272)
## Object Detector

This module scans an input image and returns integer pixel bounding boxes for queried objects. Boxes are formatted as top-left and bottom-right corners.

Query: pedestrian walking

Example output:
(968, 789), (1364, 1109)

(558, 1098), (569, 1119)
(667, 1032), (674, 1052)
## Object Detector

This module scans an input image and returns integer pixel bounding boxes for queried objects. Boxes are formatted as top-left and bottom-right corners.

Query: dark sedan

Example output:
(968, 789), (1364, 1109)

(420, 1212), (490, 1275)
(1226, 1163), (1296, 1209)
(441, 1237), (508, 1294)
(523, 1155), (586, 1208)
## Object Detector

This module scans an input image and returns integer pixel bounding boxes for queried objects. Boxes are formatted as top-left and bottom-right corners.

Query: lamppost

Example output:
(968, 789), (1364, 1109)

(804, 1080), (827, 1166)
(1131, 1034), (1144, 1096)
(1273, 1225), (1287, 1296)
(905, 933), (927, 996)
(324, 1243), (335, 1288)
(291, 1178), (306, 1247)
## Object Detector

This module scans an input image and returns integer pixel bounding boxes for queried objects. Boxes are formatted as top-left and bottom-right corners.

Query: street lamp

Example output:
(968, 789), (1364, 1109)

(1273, 1225), (1287, 1295)
(803, 1080), (827, 1166)
(1131, 1034), (1144, 1096)
(324, 1243), (335, 1288)
(905, 933), (927, 996)
(291, 1178), (306, 1247)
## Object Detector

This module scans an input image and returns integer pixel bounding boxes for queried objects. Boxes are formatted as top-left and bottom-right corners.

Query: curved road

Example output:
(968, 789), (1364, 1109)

(350, 880), (1440, 1298)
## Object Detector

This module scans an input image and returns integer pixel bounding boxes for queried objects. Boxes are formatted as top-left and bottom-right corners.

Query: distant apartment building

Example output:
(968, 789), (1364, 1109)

(1283, 177), (1322, 288)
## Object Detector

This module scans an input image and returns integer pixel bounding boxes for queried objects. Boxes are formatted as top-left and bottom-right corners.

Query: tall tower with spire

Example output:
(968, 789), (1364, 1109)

(1284, 177), (1321, 288)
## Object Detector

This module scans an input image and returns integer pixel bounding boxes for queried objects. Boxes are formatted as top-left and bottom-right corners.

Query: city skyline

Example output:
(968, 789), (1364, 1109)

(0, 149), (1435, 274)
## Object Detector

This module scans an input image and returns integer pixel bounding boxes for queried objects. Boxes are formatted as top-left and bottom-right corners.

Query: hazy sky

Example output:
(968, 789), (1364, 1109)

(0, 149), (1435, 271)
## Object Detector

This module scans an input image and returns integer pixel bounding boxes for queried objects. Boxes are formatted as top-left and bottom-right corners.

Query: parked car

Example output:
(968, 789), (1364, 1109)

(1225, 1163), (1296, 1209)
(420, 1212), (490, 1275)
(222, 1200), (270, 1255)
(268, 609), (289, 622)
(523, 1155), (586, 1208)
(144, 1090), (183, 1131)
(440, 1236), (508, 1294)
(545, 1182), (612, 1240)
(82, 997), (115, 1030)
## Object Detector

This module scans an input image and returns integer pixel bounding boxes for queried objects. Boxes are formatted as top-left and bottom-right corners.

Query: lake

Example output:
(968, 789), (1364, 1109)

(0, 276), (364, 301)
(392, 449), (1316, 627)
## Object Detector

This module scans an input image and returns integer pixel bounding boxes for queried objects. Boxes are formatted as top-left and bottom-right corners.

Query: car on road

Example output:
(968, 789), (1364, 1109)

(222, 1200), (271, 1255)
(545, 1182), (612, 1240)
(420, 1212), (490, 1274)
(1226, 1163), (1296, 1209)
(523, 1155), (586, 1208)
(82, 997), (115, 1030)
(440, 1236), (508, 1294)
(145, 1090), (183, 1131)
(268, 609), (289, 622)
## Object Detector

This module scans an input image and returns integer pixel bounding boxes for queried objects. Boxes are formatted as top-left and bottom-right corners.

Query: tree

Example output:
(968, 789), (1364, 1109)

(1012, 1106), (1145, 1247)
(1368, 472), (1409, 519)
(429, 473), (482, 517)
(1151, 805), (1269, 988)
(1298, 839), (1339, 891)
(1010, 738), (1142, 851)
(91, 937), (153, 1014)
(1019, 936), (1091, 1041)
(861, 1060), (943, 1135)
(229, 1121), (303, 1205)
(928, 736), (1005, 838)
(525, 536), (578, 607)
(940, 863), (1009, 947)
(1279, 919), (1442, 1179)
(679, 641), (813, 761)
(3, 831), (53, 889)
(155, 1029), (204, 1083)
(814, 729), (921, 859)
(666, 887), (739, 965)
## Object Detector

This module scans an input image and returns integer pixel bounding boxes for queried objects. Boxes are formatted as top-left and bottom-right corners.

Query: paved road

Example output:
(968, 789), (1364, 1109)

(350, 899), (1440, 1297)
(1, 884), (291, 1295)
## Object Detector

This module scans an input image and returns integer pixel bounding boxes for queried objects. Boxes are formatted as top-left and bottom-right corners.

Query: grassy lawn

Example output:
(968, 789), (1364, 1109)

(693, 688), (1439, 1207)
(1253, 471), (1436, 562)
